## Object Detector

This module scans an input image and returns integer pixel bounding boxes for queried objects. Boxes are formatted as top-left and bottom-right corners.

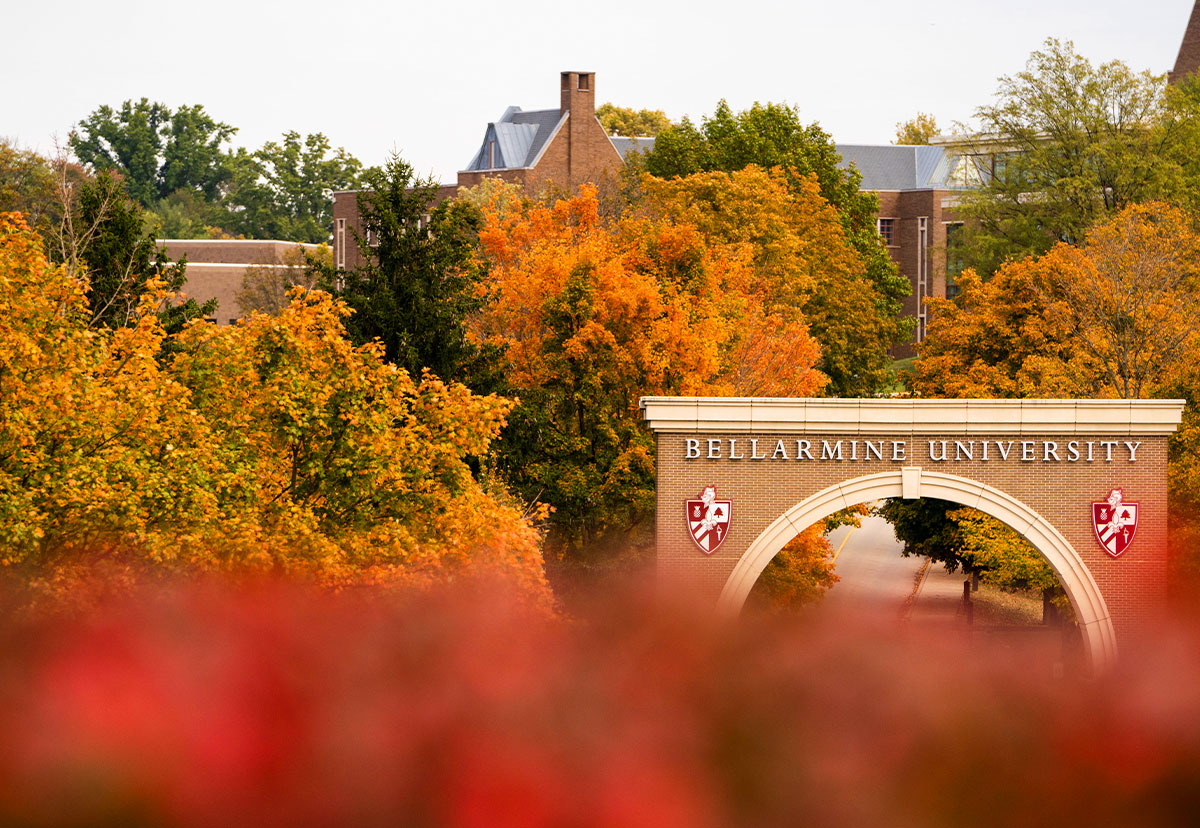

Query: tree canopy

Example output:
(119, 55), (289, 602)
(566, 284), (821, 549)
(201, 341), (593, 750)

(71, 99), (235, 208)
(640, 100), (912, 392)
(954, 39), (1200, 275)
(900, 202), (1200, 591)
(222, 132), (371, 243)
(640, 166), (897, 396)
(51, 170), (215, 332)
(69, 99), (373, 244)
(894, 113), (939, 145)
(0, 211), (546, 598)
(596, 104), (673, 137)
(473, 181), (829, 554)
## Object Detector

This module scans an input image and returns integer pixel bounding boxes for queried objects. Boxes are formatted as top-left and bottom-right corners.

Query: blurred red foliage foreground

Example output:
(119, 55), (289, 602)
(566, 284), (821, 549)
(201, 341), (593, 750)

(0, 580), (1198, 828)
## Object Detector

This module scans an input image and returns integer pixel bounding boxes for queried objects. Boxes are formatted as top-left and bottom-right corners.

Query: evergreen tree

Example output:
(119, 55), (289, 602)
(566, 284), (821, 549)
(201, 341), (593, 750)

(61, 170), (214, 331)
(327, 153), (501, 390)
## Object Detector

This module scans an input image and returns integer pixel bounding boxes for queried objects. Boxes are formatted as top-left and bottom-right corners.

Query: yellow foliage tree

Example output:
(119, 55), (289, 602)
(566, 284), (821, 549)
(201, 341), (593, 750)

(641, 167), (894, 397)
(0, 212), (547, 599)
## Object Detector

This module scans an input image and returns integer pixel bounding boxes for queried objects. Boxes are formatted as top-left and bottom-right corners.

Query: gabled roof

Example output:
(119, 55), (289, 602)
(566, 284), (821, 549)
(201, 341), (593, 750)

(835, 144), (958, 191)
(462, 107), (567, 172)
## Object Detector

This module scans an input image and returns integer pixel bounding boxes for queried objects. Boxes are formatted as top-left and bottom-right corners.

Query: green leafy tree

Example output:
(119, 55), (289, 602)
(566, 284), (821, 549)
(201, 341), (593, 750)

(327, 153), (501, 390)
(70, 99), (236, 208)
(641, 100), (912, 394)
(875, 498), (965, 572)
(223, 132), (371, 243)
(158, 104), (237, 202)
(144, 189), (225, 239)
(955, 39), (1199, 275)
(596, 103), (672, 136)
(894, 112), (939, 145)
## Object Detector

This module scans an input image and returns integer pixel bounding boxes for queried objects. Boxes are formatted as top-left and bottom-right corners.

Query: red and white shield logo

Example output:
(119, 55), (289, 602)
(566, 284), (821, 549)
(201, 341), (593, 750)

(1092, 488), (1139, 558)
(687, 486), (731, 555)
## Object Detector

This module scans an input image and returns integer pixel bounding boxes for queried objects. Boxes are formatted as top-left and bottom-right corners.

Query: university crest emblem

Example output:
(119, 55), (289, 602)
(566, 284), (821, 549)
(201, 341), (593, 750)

(1092, 487), (1139, 558)
(687, 486), (731, 555)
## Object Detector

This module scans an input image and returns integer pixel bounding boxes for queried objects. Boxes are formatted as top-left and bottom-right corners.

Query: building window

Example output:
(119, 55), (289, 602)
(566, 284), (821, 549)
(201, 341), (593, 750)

(945, 222), (965, 299)
(487, 139), (496, 169)
(336, 219), (346, 269)
(877, 217), (896, 246)
(578, 74), (590, 91)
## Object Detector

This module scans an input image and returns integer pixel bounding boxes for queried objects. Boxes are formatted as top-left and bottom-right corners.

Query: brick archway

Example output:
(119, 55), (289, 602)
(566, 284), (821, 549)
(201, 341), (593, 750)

(642, 398), (1185, 673)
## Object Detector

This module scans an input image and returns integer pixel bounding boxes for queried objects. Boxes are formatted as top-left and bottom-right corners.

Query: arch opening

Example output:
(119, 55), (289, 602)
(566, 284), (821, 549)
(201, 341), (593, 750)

(717, 470), (1117, 673)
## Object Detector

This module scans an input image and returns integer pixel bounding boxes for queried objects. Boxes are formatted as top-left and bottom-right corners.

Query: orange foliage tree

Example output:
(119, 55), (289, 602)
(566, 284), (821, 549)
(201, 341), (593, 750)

(474, 185), (828, 555)
(473, 179), (866, 605)
(0, 212), (547, 599)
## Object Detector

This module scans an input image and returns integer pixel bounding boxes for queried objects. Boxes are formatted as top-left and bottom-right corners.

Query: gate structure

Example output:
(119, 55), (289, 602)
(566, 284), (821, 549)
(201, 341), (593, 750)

(642, 398), (1185, 671)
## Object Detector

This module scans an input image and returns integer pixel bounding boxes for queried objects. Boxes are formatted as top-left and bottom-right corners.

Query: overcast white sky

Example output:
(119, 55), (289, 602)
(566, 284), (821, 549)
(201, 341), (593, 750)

(4, 1), (1196, 183)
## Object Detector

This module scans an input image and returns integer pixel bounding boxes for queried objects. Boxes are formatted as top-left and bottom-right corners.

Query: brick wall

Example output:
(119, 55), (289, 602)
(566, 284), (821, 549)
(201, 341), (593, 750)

(159, 239), (320, 324)
(656, 430), (1170, 644)
(874, 188), (960, 356)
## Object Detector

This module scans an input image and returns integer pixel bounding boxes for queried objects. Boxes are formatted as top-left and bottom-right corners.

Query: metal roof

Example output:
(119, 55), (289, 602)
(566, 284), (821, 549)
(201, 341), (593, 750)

(835, 144), (959, 191)
(463, 107), (568, 171)
(610, 135), (656, 161)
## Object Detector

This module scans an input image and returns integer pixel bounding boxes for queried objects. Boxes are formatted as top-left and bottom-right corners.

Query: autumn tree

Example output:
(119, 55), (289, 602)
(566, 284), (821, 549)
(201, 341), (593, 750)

(0, 140), (81, 239)
(597, 103), (672, 136)
(749, 526), (840, 608)
(51, 170), (215, 331)
(899, 202), (1200, 595)
(913, 202), (1200, 399)
(474, 185), (827, 553)
(0, 211), (547, 598)
(641, 166), (897, 395)
(894, 113), (939, 145)
(641, 100), (912, 392)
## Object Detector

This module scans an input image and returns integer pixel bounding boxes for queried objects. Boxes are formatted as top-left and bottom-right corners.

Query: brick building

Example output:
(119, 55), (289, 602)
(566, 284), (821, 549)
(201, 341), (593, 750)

(332, 71), (649, 273)
(332, 6), (1200, 349)
(161, 239), (319, 325)
(330, 69), (970, 350)
(835, 143), (967, 349)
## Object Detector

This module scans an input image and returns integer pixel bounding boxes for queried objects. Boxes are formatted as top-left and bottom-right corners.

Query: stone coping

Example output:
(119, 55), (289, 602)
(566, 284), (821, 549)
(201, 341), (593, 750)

(639, 397), (1186, 435)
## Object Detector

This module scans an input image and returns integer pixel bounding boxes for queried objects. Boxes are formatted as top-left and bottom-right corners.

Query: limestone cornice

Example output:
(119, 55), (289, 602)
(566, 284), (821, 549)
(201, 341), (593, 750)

(639, 397), (1186, 436)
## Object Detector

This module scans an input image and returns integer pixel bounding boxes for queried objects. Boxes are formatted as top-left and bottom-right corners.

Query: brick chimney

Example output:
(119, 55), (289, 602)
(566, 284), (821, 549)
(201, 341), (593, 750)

(560, 71), (595, 188)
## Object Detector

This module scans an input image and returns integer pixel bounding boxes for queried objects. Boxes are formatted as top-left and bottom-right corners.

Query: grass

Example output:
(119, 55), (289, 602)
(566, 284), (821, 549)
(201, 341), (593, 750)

(880, 356), (917, 395)
(971, 581), (1045, 626)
